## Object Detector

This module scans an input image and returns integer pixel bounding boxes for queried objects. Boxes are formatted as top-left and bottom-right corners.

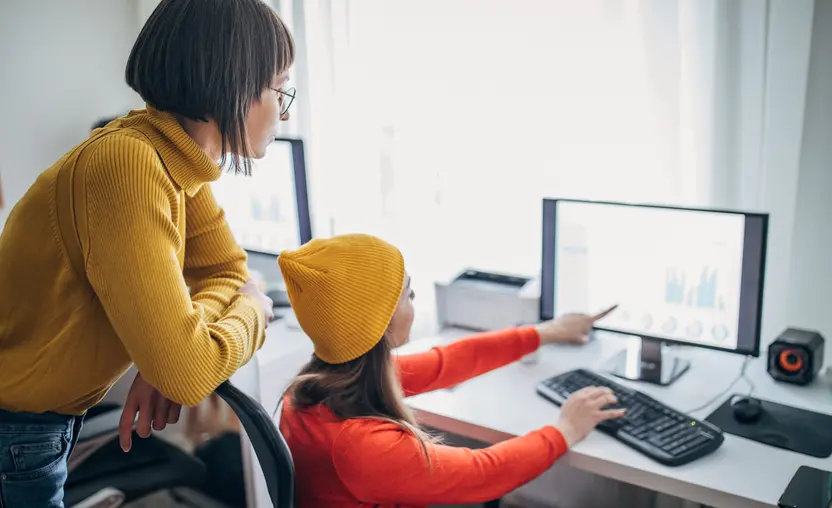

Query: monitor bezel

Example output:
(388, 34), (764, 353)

(539, 197), (768, 357)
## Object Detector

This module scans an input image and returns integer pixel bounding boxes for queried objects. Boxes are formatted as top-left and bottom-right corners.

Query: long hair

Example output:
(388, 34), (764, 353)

(283, 335), (436, 462)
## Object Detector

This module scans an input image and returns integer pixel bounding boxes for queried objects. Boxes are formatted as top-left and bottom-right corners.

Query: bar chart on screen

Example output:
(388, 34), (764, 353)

(664, 266), (724, 310)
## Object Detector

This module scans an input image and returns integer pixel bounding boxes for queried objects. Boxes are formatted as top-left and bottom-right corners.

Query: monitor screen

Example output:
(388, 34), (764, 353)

(211, 140), (305, 255)
(540, 199), (767, 356)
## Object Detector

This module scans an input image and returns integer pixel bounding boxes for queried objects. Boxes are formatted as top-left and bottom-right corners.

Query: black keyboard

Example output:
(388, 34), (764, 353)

(537, 369), (724, 466)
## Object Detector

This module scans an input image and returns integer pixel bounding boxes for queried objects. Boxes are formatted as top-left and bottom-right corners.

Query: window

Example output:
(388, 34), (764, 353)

(287, 0), (765, 335)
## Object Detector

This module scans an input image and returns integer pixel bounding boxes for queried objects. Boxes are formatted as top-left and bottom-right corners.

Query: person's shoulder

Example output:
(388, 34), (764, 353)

(82, 131), (172, 193)
(281, 400), (345, 427)
(280, 401), (355, 452)
(87, 130), (159, 168)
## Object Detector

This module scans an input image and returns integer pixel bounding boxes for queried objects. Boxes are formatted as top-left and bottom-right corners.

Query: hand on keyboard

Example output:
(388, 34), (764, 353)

(555, 386), (627, 446)
(538, 369), (725, 466)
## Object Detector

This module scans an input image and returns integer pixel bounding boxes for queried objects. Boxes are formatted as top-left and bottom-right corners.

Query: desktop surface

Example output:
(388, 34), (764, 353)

(400, 330), (832, 508)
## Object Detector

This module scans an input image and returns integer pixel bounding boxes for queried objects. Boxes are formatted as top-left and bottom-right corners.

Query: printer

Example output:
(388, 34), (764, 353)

(435, 269), (540, 331)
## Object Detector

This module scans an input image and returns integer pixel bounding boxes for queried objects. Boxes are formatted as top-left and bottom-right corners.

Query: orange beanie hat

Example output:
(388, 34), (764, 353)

(277, 234), (405, 364)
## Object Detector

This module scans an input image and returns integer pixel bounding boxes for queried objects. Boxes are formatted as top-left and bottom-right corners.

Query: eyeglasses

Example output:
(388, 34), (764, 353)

(270, 86), (296, 116)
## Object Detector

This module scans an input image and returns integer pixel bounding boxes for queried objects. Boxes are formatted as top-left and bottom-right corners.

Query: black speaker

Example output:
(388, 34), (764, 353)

(768, 328), (825, 385)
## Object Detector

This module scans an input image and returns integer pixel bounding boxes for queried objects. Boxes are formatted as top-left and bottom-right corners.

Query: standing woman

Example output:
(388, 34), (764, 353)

(0, 1), (295, 506)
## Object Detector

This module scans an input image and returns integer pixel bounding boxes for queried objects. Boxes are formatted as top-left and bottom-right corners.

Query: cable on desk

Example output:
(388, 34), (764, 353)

(684, 355), (755, 414)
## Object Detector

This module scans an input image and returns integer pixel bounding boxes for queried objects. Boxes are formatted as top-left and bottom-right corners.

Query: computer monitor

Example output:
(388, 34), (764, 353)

(211, 137), (312, 254)
(540, 198), (768, 385)
(211, 137), (313, 301)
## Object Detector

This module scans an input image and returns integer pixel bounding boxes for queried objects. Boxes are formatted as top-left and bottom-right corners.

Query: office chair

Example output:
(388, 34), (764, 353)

(215, 380), (295, 508)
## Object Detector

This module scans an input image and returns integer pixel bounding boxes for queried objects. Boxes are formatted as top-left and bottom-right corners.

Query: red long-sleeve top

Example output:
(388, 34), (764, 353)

(279, 326), (568, 508)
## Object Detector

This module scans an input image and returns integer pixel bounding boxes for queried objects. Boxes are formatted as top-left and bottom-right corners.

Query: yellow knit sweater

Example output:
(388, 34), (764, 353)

(0, 108), (266, 415)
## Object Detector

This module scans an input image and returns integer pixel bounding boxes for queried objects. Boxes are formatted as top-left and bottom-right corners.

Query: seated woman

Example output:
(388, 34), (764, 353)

(278, 234), (625, 508)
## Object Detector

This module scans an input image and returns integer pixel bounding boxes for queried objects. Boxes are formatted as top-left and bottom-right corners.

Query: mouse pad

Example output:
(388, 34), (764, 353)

(706, 394), (832, 458)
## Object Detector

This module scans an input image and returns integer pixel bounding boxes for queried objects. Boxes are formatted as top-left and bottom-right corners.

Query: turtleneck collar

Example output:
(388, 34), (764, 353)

(122, 107), (222, 196)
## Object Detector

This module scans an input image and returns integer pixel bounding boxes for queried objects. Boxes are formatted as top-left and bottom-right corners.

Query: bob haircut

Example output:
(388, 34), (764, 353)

(126, 0), (295, 175)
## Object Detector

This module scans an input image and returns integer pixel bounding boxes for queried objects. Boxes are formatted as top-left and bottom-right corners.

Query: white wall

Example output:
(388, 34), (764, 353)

(136, 0), (160, 27)
(0, 0), (141, 227)
(748, 0), (816, 351)
(788, 0), (832, 365)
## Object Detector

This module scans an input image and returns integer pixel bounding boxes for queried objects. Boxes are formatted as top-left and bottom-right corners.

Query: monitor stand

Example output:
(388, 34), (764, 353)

(605, 337), (690, 386)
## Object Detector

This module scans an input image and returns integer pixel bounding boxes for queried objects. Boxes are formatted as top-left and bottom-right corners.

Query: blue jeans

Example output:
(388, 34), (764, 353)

(0, 410), (83, 508)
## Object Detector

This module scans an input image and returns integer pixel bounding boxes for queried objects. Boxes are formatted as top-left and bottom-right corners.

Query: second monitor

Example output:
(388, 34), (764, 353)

(540, 199), (768, 385)
(211, 137), (313, 255)
(211, 137), (314, 306)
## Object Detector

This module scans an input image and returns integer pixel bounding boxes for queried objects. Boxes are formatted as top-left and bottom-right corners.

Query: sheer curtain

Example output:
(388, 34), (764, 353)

(281, 0), (767, 335)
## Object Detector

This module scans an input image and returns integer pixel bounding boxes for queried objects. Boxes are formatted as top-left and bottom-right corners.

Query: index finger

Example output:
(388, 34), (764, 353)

(598, 408), (628, 421)
(118, 401), (138, 452)
(593, 304), (618, 321)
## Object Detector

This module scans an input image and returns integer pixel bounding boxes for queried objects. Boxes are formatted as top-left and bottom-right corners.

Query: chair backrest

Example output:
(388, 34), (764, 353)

(215, 381), (295, 508)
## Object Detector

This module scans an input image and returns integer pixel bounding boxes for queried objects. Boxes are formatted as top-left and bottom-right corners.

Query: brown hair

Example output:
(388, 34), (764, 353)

(284, 336), (436, 462)
(125, 0), (295, 175)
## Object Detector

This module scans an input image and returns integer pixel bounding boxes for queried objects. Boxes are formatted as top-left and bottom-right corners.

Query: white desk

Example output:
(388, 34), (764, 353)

(239, 320), (832, 508)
